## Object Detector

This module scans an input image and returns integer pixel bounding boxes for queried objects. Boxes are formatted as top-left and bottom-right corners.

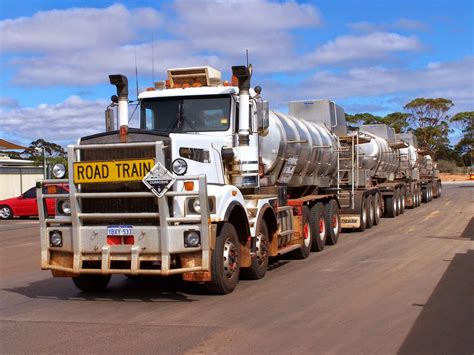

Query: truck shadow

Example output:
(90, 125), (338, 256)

(398, 249), (474, 354)
(3, 275), (213, 303)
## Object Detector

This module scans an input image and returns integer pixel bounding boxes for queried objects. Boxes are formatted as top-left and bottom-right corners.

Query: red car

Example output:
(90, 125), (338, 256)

(0, 184), (69, 220)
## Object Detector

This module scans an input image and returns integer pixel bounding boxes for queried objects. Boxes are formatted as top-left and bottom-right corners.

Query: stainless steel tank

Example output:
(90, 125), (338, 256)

(259, 110), (338, 187)
(418, 154), (434, 177)
(357, 130), (399, 179)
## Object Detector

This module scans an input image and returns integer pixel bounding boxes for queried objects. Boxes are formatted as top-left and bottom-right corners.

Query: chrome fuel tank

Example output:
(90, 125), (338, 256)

(259, 110), (338, 187)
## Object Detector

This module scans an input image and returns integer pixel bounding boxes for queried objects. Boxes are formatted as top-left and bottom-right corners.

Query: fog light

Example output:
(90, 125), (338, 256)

(52, 163), (66, 178)
(184, 230), (200, 247)
(172, 158), (187, 175)
(49, 230), (63, 247)
(59, 200), (71, 215)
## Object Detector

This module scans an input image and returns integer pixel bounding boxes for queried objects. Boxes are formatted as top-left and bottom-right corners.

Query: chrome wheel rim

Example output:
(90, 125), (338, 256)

(332, 213), (339, 235)
(0, 207), (10, 219)
(303, 222), (311, 247)
(319, 217), (326, 240)
(223, 237), (238, 279)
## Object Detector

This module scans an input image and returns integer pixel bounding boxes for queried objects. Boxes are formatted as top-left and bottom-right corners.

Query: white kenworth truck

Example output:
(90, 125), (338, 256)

(38, 65), (347, 294)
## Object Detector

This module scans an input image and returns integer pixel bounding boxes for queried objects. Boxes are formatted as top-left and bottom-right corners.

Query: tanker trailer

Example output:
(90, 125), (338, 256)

(397, 132), (441, 204)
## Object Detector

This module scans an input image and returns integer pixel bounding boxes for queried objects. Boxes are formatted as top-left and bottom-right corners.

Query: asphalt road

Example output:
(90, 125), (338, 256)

(1, 182), (473, 354)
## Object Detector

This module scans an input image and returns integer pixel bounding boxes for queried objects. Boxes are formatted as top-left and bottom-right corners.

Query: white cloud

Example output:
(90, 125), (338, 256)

(0, 4), (161, 53)
(349, 18), (429, 32)
(302, 32), (423, 67)
(0, 97), (18, 108)
(264, 56), (474, 113)
(0, 96), (109, 145)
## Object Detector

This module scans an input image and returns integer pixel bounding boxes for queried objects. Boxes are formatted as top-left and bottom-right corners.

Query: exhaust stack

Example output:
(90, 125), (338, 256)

(109, 75), (129, 139)
(232, 66), (252, 146)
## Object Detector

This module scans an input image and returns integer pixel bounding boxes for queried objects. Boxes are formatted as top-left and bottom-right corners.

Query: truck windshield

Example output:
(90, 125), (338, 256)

(140, 95), (231, 133)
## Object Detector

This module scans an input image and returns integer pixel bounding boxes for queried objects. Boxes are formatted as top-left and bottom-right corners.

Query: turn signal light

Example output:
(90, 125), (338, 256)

(184, 181), (194, 191)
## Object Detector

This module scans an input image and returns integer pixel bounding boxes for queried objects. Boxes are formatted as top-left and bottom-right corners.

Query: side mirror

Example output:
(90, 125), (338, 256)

(256, 99), (269, 134)
(105, 107), (115, 131)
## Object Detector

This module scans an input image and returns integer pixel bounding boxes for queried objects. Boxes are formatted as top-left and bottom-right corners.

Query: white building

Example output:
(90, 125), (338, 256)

(0, 153), (43, 200)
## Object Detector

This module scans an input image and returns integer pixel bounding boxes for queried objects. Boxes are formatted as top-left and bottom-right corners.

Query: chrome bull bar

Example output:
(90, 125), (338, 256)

(37, 141), (211, 276)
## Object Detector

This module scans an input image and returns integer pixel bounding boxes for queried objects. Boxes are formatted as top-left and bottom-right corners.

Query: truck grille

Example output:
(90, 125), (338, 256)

(78, 131), (171, 224)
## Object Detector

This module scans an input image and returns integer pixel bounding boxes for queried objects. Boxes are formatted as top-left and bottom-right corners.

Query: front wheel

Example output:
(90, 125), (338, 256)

(72, 274), (111, 292)
(0, 205), (13, 220)
(240, 221), (269, 280)
(206, 222), (240, 294)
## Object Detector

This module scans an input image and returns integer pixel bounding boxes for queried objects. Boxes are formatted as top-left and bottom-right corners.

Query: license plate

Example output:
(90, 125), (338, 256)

(107, 225), (133, 236)
(73, 158), (154, 184)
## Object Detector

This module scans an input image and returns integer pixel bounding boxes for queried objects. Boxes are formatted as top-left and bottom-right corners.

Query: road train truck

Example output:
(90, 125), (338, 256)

(37, 65), (350, 294)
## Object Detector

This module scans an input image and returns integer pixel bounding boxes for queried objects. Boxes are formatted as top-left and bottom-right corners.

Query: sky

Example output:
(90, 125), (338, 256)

(0, 0), (473, 148)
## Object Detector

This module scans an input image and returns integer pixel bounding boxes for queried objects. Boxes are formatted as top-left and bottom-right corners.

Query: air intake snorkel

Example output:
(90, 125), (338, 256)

(109, 74), (129, 142)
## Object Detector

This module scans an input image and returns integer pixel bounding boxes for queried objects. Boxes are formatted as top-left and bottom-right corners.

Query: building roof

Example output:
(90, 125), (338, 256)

(0, 139), (27, 150)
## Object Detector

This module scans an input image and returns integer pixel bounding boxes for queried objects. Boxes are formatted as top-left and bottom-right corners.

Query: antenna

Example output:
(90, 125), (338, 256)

(151, 34), (155, 83)
(134, 46), (139, 100)
(246, 49), (249, 67)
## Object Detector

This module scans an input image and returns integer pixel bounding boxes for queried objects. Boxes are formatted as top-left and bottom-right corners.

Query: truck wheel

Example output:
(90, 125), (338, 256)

(291, 206), (312, 259)
(421, 187), (428, 203)
(206, 222), (241, 294)
(395, 189), (401, 216)
(325, 199), (340, 245)
(437, 181), (442, 198)
(240, 221), (269, 280)
(385, 196), (396, 218)
(373, 194), (381, 225)
(433, 182), (439, 198)
(400, 189), (406, 214)
(310, 202), (326, 251)
(428, 183), (433, 201)
(72, 275), (111, 292)
(0, 205), (13, 220)
(416, 188), (421, 207)
(366, 195), (374, 229)
(358, 198), (367, 231)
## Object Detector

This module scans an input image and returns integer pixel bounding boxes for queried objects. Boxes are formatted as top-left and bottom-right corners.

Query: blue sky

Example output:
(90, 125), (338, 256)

(0, 0), (473, 147)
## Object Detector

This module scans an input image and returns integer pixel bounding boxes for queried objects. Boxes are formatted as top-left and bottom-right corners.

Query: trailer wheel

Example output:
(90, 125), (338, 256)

(72, 274), (111, 292)
(206, 222), (240, 294)
(421, 186), (428, 203)
(358, 198), (367, 231)
(240, 221), (269, 280)
(385, 196), (396, 218)
(310, 203), (326, 251)
(325, 200), (340, 245)
(366, 195), (374, 229)
(437, 181), (442, 198)
(415, 187), (421, 207)
(400, 189), (406, 214)
(394, 189), (401, 216)
(291, 206), (312, 259)
(428, 183), (433, 202)
(373, 194), (381, 226)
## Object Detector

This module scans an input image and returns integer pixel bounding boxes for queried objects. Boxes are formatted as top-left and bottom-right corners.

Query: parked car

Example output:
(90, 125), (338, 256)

(0, 184), (69, 219)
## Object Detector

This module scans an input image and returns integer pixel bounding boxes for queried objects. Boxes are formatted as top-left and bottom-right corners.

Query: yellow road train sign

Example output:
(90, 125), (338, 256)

(73, 159), (155, 183)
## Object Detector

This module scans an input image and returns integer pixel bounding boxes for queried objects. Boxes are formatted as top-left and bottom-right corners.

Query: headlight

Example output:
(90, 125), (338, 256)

(49, 230), (63, 247)
(59, 200), (71, 215)
(184, 230), (200, 247)
(52, 163), (66, 178)
(192, 199), (201, 213)
(172, 158), (187, 175)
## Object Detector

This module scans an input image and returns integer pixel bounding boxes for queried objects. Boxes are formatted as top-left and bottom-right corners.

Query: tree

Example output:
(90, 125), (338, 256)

(344, 112), (408, 133)
(403, 98), (454, 157)
(381, 112), (409, 133)
(22, 139), (66, 163)
(451, 111), (474, 167)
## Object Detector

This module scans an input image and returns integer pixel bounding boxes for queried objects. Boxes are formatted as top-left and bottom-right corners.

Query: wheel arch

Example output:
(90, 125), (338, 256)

(223, 201), (250, 243)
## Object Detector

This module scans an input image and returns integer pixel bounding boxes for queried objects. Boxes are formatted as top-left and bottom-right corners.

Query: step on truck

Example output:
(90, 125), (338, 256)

(37, 65), (347, 294)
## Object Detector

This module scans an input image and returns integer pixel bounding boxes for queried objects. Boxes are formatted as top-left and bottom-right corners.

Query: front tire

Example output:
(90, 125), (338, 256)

(72, 274), (111, 292)
(240, 221), (269, 280)
(207, 222), (240, 294)
(0, 205), (13, 220)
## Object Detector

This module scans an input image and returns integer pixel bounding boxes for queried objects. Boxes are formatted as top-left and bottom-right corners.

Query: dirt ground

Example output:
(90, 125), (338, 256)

(439, 172), (471, 181)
